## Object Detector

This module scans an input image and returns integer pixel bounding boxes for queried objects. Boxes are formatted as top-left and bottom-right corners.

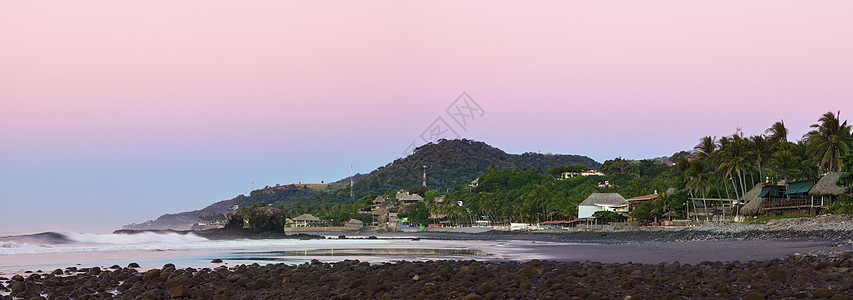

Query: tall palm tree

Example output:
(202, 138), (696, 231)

(791, 140), (819, 180)
(769, 148), (801, 183)
(765, 120), (789, 147)
(805, 111), (853, 173)
(685, 159), (713, 222)
(749, 135), (771, 183)
(694, 136), (718, 159)
(717, 135), (751, 199)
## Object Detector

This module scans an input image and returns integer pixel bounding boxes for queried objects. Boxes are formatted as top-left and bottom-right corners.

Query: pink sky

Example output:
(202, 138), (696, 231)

(1, 1), (851, 233)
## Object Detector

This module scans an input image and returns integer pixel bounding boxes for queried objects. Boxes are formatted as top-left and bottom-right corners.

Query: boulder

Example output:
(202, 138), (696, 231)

(248, 207), (285, 231)
(224, 214), (244, 231)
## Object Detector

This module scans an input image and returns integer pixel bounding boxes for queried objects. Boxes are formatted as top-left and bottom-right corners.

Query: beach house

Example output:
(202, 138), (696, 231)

(578, 193), (628, 219)
(292, 214), (323, 227)
(626, 193), (659, 213)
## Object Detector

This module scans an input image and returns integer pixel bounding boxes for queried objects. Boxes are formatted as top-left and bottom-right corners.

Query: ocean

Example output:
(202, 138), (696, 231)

(0, 232), (550, 276)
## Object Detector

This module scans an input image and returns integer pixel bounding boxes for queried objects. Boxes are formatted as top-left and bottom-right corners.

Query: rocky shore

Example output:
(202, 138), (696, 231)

(2, 251), (851, 299)
(415, 215), (853, 244)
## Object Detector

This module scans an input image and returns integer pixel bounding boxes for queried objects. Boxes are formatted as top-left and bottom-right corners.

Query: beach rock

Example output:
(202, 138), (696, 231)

(11, 275), (24, 281)
(813, 288), (834, 299)
(763, 268), (790, 283)
(143, 269), (161, 281)
(477, 283), (491, 295)
(87, 267), (101, 275)
(573, 287), (590, 297)
(745, 291), (765, 300)
(247, 279), (271, 290)
(227, 274), (243, 283)
(211, 259), (223, 263)
(460, 293), (482, 300)
(171, 284), (190, 298)
(128, 263), (140, 268)
(165, 274), (192, 287)
(162, 263), (176, 272)
(9, 282), (25, 294)
(248, 206), (284, 231)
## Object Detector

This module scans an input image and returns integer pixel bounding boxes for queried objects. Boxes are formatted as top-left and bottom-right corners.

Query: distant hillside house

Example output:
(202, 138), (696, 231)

(559, 171), (581, 179)
(626, 193), (659, 212)
(396, 190), (424, 205)
(578, 193), (628, 219)
(581, 170), (606, 176)
(559, 170), (605, 179)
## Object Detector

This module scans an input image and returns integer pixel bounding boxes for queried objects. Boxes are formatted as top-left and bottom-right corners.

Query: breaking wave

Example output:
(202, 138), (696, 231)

(0, 231), (210, 255)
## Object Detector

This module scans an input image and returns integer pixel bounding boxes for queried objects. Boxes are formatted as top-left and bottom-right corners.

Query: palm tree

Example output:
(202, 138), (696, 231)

(685, 159), (713, 222)
(749, 135), (771, 183)
(694, 136), (717, 159)
(769, 148), (801, 183)
(805, 111), (853, 173)
(765, 120), (789, 147)
(717, 135), (752, 199)
(791, 140), (819, 180)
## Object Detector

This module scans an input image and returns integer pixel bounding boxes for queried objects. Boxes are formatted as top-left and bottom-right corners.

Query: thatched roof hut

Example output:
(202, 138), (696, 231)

(740, 184), (765, 216)
(809, 172), (846, 196)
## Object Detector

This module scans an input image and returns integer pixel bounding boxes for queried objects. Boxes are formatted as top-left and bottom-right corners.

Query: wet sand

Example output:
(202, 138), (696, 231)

(514, 239), (847, 264)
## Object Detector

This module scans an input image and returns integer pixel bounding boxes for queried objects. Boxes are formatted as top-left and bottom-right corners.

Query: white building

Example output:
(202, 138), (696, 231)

(577, 193), (627, 219)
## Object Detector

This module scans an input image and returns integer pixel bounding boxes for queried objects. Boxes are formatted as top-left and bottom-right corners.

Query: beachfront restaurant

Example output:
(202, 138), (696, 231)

(759, 172), (843, 216)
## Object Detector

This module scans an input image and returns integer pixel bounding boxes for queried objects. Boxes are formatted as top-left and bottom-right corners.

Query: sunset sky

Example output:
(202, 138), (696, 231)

(2, 1), (852, 233)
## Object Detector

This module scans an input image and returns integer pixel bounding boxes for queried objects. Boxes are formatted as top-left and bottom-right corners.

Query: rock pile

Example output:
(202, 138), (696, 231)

(2, 252), (850, 299)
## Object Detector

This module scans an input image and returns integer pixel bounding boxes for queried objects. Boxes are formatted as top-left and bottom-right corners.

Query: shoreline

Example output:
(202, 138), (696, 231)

(3, 251), (851, 299)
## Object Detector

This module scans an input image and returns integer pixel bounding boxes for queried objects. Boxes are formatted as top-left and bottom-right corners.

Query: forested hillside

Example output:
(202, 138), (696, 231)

(123, 139), (600, 229)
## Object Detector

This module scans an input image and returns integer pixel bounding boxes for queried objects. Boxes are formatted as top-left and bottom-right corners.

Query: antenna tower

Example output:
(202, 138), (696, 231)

(350, 164), (354, 198)
(423, 165), (427, 187)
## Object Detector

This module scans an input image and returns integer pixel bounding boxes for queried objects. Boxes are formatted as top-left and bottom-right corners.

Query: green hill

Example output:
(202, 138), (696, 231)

(122, 139), (600, 230)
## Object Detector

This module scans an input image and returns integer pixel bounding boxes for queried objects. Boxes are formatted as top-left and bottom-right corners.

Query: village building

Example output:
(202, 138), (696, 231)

(577, 193), (628, 219)
(291, 214), (323, 227)
(559, 170), (606, 179)
(808, 172), (846, 208)
(742, 172), (845, 217)
(396, 190), (424, 205)
(469, 177), (479, 187)
(559, 171), (580, 179)
(626, 193), (659, 213)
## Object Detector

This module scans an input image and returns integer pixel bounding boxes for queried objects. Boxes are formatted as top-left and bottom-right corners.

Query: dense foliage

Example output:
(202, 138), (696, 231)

(439, 164), (680, 224)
